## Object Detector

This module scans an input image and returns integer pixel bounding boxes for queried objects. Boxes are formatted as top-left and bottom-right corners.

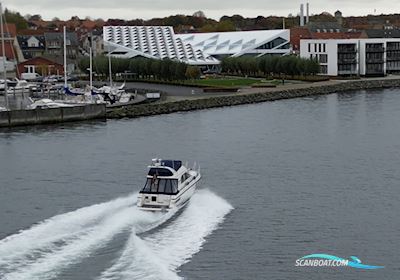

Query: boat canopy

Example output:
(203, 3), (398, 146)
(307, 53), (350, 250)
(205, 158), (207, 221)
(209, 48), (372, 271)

(160, 160), (182, 171)
(148, 168), (174, 177)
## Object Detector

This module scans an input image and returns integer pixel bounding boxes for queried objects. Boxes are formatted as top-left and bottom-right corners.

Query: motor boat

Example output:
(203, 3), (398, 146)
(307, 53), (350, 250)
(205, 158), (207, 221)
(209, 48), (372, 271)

(0, 78), (38, 94)
(94, 83), (133, 105)
(137, 159), (201, 212)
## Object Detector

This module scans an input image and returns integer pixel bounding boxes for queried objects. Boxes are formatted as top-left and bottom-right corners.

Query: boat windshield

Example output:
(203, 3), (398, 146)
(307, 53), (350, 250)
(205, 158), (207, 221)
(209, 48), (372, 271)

(141, 178), (179, 194)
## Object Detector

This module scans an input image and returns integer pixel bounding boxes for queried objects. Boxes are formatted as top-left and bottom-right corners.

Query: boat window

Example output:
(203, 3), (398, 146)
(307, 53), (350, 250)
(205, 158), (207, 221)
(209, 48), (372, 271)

(181, 173), (190, 183)
(165, 179), (172, 193)
(142, 178), (152, 192)
(150, 179), (158, 193)
(171, 180), (178, 193)
(141, 178), (178, 194)
(158, 179), (166, 193)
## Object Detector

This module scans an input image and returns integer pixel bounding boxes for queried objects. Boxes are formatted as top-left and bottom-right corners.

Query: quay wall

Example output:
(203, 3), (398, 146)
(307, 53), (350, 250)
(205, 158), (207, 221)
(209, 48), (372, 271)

(107, 79), (400, 119)
(0, 104), (106, 128)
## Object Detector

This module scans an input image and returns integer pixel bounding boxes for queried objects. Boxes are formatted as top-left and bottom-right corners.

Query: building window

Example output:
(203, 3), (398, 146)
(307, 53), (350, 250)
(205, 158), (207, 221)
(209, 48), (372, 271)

(314, 43), (317, 52)
(308, 43), (311, 52)
(320, 65), (328, 74)
(323, 44), (326, 52)
(319, 44), (322, 52)
(319, 54), (328, 63)
(24, 65), (36, 73)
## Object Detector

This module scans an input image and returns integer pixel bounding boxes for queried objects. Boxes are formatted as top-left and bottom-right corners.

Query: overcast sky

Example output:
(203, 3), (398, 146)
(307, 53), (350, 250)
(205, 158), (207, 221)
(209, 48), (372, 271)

(3, 0), (399, 20)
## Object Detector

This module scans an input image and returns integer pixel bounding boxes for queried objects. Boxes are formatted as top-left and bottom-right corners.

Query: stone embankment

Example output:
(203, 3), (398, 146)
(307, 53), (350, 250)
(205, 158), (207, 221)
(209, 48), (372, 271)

(107, 78), (400, 119)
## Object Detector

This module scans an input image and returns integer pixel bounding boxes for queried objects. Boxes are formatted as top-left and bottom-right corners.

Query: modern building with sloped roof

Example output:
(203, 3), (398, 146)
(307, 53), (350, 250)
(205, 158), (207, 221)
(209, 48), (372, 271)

(103, 26), (219, 66)
(103, 26), (290, 66)
(176, 29), (290, 60)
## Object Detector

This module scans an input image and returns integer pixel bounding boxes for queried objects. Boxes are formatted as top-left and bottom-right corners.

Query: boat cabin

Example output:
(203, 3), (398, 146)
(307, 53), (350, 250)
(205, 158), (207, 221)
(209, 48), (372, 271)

(139, 159), (190, 195)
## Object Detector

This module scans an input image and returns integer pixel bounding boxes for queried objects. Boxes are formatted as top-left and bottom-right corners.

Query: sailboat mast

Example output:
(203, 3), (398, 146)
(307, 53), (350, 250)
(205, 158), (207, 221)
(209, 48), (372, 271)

(0, 2), (8, 109)
(63, 26), (67, 88)
(89, 38), (93, 90)
(108, 45), (112, 87)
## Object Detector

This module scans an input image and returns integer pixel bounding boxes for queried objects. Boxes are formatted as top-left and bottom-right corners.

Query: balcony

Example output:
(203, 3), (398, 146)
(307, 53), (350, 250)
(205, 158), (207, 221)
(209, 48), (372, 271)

(387, 56), (400, 61)
(365, 46), (384, 53)
(386, 47), (400, 51)
(337, 48), (357, 54)
(338, 58), (357, 64)
(366, 58), (384, 63)
(387, 65), (400, 70)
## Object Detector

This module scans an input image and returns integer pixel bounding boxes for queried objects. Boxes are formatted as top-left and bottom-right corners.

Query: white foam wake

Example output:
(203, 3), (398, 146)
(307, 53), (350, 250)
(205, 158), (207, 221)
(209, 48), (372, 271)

(0, 194), (134, 265)
(99, 189), (233, 280)
(0, 194), (170, 280)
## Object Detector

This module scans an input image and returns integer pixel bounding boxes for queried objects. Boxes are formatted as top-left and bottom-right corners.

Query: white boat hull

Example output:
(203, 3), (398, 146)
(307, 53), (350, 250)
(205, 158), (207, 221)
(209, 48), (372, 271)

(137, 173), (200, 212)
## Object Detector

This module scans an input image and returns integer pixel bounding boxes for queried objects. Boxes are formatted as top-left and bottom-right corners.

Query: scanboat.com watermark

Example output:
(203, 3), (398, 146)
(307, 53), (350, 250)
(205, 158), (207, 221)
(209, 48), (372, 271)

(295, 254), (384, 270)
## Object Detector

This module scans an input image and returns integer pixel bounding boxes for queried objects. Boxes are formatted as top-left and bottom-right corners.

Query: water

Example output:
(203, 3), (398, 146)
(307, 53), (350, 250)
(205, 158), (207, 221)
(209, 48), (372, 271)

(1, 88), (400, 279)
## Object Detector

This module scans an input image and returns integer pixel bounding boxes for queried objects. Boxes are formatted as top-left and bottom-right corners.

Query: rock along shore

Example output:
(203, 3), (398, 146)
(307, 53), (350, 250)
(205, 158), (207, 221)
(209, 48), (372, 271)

(107, 78), (400, 119)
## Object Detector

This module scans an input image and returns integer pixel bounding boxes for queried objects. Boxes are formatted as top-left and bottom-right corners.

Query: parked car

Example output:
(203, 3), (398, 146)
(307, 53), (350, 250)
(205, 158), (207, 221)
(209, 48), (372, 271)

(21, 73), (42, 82)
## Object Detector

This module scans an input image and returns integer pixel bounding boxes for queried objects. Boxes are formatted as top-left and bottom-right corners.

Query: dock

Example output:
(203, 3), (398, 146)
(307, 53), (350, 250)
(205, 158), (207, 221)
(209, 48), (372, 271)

(0, 103), (106, 128)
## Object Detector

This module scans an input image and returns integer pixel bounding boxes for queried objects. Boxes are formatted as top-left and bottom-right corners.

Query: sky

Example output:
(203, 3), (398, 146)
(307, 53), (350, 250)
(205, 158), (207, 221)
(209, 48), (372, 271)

(3, 0), (400, 21)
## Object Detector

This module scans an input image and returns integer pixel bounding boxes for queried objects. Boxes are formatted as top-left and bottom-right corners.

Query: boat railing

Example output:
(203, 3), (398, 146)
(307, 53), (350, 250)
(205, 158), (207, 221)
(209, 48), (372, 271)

(192, 162), (200, 174)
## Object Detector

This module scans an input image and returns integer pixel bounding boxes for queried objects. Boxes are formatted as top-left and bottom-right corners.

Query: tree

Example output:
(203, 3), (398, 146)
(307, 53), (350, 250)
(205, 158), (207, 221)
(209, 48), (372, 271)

(29, 14), (42, 21)
(151, 60), (161, 79)
(4, 9), (28, 30)
(193, 11), (206, 18)
(200, 20), (235, 32)
(175, 62), (187, 81)
(185, 66), (201, 80)
(219, 55), (319, 77)
(264, 56), (273, 76)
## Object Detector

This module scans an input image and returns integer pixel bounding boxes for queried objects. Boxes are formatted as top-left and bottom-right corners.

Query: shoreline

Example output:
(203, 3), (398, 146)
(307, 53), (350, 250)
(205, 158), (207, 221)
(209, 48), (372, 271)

(107, 77), (400, 119)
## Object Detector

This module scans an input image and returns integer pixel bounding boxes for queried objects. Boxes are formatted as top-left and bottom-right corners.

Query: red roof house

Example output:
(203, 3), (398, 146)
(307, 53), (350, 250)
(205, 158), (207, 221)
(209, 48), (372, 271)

(17, 57), (64, 78)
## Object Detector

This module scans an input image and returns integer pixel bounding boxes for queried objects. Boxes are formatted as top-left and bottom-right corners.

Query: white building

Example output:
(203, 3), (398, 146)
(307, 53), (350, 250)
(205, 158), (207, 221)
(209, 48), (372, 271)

(300, 39), (400, 76)
(103, 26), (219, 66)
(103, 26), (291, 67)
(175, 29), (291, 61)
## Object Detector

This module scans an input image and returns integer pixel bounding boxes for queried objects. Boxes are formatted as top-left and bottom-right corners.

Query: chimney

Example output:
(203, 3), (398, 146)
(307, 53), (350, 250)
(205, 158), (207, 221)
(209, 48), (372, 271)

(306, 2), (310, 24)
(300, 4), (304, 26)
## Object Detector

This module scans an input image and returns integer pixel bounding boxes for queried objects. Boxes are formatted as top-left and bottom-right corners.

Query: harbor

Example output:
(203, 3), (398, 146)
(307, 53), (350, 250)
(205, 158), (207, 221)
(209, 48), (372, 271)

(1, 87), (399, 279)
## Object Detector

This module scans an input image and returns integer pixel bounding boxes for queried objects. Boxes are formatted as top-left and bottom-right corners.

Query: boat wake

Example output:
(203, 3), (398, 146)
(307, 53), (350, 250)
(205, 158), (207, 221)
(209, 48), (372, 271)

(99, 189), (233, 280)
(0, 189), (232, 280)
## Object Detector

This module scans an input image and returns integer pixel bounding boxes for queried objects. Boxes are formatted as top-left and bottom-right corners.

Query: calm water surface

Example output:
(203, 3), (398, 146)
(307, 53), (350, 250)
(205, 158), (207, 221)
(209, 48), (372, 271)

(1, 89), (400, 280)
